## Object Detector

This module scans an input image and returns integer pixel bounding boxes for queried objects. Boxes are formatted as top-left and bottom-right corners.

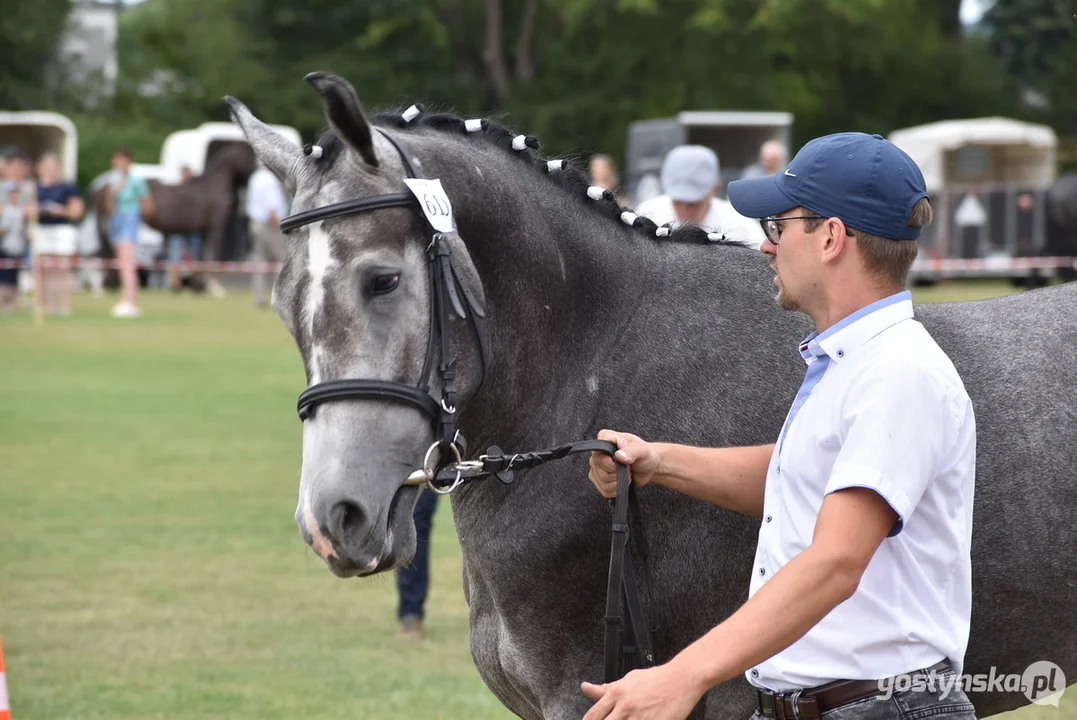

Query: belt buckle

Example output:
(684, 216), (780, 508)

(789, 689), (803, 720)
(758, 690), (776, 719)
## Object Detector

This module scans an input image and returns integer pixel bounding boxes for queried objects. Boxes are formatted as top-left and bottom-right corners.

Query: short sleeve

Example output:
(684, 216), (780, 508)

(824, 365), (958, 537)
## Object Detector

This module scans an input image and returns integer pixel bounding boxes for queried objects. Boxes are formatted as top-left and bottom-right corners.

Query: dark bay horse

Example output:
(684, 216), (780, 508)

(93, 143), (255, 289)
(223, 73), (1076, 719)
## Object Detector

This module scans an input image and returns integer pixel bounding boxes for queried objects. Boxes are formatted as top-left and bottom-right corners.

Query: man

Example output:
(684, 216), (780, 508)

(634, 145), (765, 249)
(245, 161), (289, 308)
(0, 153), (36, 314)
(582, 132), (977, 720)
(167, 166), (203, 292)
(741, 139), (789, 179)
(396, 489), (438, 639)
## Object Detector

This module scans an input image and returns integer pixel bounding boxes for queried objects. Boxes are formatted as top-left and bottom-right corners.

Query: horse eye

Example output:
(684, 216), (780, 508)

(371, 274), (400, 295)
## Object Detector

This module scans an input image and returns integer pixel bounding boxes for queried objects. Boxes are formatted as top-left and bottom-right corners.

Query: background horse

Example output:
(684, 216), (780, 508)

(93, 143), (256, 292)
(225, 73), (1076, 719)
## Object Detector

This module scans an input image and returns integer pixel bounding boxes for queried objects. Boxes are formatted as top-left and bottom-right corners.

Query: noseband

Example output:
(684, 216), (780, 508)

(281, 128), (489, 488)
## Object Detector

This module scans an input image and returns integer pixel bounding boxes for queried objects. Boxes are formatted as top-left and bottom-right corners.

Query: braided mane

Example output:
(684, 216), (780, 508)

(306, 104), (753, 249)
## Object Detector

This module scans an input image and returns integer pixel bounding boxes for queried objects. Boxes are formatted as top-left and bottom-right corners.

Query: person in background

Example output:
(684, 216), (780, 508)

(0, 153), (37, 314)
(167, 166), (202, 292)
(634, 145), (766, 249)
(740, 139), (788, 180)
(35, 152), (84, 316)
(245, 161), (289, 309)
(590, 153), (627, 206)
(105, 146), (153, 318)
(397, 489), (438, 640)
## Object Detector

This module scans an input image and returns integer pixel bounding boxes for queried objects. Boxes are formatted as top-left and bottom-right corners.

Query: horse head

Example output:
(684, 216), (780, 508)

(224, 74), (489, 577)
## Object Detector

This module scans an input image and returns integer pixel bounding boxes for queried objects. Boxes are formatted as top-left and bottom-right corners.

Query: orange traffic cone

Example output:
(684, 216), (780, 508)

(0, 635), (10, 719)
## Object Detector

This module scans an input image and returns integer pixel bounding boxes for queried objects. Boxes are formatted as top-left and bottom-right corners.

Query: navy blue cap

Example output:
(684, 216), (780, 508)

(726, 132), (929, 240)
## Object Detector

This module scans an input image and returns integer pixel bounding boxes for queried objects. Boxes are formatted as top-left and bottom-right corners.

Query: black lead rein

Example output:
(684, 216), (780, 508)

(428, 438), (657, 683)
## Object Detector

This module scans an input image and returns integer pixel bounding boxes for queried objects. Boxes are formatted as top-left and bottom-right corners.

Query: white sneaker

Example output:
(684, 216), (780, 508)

(111, 301), (141, 318)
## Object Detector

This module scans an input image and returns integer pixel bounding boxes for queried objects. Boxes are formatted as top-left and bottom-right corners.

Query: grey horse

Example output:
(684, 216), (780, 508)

(223, 73), (1076, 719)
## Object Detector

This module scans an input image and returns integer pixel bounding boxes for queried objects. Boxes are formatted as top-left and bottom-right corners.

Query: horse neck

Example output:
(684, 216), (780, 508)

(417, 137), (655, 448)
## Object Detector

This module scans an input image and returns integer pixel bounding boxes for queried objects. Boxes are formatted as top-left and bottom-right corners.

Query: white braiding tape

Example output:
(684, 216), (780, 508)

(587, 186), (609, 201)
(546, 159), (565, 172)
(707, 232), (726, 242)
(307, 145), (323, 159)
(402, 105), (422, 123)
(465, 119), (484, 132)
(655, 226), (671, 237)
(620, 211), (638, 226)
(512, 135), (529, 151)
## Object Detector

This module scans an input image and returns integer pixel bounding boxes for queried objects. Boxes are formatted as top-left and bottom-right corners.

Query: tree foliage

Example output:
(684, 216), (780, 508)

(6, 0), (1073, 186)
(0, 0), (74, 109)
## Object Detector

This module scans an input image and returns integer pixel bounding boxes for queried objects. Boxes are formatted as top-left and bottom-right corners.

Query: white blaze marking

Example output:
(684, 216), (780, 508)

(305, 222), (337, 385)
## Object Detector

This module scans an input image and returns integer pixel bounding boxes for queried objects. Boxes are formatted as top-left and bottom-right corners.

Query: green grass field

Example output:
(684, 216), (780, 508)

(1, 281), (1072, 719)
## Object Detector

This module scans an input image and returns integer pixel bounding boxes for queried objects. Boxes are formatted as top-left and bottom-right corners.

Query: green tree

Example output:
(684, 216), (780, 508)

(0, 0), (74, 109)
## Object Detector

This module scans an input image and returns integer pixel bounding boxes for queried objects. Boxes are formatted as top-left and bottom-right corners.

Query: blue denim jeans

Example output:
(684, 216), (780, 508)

(751, 669), (978, 719)
(396, 489), (438, 619)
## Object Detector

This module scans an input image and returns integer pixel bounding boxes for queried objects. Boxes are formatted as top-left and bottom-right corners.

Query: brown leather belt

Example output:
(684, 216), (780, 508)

(755, 660), (952, 720)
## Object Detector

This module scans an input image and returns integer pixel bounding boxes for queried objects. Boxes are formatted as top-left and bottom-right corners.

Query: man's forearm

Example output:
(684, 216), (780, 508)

(649, 443), (773, 516)
(672, 545), (859, 694)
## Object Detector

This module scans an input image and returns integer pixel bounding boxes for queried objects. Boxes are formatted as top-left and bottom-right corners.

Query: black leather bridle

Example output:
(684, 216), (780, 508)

(282, 128), (489, 485)
(281, 126), (654, 684)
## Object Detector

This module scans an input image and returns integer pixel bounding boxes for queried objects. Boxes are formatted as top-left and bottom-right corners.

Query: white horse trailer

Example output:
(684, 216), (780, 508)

(888, 117), (1069, 282)
(156, 121), (302, 260)
(159, 121), (302, 177)
(624, 110), (794, 206)
(0, 111), (78, 180)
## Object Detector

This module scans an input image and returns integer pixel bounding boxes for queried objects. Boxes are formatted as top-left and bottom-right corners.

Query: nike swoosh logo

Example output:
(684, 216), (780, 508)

(784, 169), (796, 177)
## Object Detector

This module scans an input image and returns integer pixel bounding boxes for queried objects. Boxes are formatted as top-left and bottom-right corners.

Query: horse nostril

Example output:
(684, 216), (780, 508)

(328, 500), (368, 547)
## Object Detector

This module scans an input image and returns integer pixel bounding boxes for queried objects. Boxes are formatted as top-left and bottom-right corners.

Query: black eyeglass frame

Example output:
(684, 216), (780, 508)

(759, 214), (855, 245)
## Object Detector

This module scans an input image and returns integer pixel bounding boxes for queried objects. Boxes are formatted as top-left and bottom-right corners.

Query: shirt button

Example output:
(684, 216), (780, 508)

(836, 349), (844, 358)
(759, 567), (766, 576)
(751, 669), (760, 678)
(777, 465), (781, 474)
(765, 515), (773, 523)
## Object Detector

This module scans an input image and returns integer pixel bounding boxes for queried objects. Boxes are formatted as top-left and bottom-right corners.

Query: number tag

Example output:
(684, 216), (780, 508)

(403, 178), (455, 233)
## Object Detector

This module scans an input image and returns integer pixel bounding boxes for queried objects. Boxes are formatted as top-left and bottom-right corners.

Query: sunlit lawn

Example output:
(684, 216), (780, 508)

(0, 280), (1071, 719)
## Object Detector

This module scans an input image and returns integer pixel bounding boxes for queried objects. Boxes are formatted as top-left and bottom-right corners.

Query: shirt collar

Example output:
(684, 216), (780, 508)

(798, 291), (914, 365)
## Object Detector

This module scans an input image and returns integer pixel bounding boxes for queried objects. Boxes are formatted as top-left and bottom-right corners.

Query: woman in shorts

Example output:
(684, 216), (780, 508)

(105, 146), (153, 318)
(35, 152), (84, 316)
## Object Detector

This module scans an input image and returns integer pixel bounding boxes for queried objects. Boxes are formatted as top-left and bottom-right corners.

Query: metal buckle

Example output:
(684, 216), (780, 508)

(790, 690), (803, 720)
(758, 691), (777, 719)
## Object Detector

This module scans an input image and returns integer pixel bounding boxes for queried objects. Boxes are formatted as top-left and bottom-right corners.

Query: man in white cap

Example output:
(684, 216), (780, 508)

(634, 145), (766, 248)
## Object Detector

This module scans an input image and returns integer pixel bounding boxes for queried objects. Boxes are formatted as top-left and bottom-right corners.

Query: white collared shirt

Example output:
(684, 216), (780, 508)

(746, 291), (976, 691)
(246, 167), (289, 224)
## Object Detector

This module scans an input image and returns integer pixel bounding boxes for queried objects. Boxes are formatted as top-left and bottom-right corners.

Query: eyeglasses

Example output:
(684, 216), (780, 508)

(759, 214), (823, 245)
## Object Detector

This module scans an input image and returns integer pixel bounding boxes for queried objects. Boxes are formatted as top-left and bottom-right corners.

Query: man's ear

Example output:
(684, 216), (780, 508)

(820, 217), (850, 263)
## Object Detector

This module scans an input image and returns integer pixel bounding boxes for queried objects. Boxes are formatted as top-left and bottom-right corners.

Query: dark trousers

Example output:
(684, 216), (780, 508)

(396, 488), (438, 619)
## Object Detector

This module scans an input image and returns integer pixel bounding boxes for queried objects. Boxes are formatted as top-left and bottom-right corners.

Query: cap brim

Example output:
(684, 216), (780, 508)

(726, 174), (797, 219)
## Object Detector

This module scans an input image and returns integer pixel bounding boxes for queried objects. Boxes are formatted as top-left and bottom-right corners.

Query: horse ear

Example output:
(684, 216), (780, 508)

(304, 72), (379, 168)
(222, 95), (302, 193)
